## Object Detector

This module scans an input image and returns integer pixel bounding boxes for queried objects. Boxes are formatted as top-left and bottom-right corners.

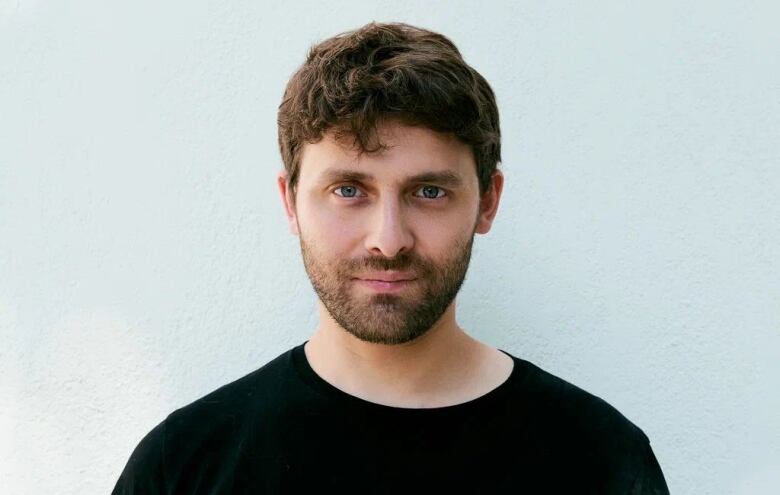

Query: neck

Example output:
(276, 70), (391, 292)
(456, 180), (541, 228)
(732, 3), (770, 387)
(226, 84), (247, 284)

(304, 300), (510, 408)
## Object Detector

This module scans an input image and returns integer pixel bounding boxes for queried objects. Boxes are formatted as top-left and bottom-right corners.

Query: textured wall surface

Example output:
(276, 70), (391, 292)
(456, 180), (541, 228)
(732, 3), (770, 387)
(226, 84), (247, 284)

(1, 1), (778, 494)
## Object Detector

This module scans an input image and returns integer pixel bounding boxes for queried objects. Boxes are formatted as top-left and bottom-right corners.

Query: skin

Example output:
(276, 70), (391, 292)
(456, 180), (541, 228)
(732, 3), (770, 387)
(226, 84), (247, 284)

(277, 120), (513, 408)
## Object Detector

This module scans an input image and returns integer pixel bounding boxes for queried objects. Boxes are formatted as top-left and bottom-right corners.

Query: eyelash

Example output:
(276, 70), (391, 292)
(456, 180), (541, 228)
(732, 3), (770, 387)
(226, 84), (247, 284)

(332, 184), (447, 200)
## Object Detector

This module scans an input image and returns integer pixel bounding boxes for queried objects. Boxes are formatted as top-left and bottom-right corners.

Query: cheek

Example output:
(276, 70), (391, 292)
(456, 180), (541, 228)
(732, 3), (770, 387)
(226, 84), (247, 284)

(410, 207), (476, 244)
(407, 227), (469, 270)
(297, 201), (362, 250)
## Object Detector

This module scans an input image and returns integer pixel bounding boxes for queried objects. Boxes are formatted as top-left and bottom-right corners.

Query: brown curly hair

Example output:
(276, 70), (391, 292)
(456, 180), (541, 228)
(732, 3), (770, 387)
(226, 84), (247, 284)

(277, 21), (501, 200)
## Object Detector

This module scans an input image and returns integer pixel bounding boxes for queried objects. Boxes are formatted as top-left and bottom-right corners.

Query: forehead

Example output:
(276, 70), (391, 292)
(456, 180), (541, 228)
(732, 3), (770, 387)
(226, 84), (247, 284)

(298, 122), (476, 186)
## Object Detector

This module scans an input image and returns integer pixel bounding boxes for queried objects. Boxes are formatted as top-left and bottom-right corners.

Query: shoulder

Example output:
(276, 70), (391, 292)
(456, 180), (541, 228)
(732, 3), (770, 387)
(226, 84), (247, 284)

(158, 345), (300, 462)
(112, 347), (296, 494)
(166, 346), (294, 430)
(509, 356), (666, 492)
(112, 420), (167, 494)
(514, 357), (648, 442)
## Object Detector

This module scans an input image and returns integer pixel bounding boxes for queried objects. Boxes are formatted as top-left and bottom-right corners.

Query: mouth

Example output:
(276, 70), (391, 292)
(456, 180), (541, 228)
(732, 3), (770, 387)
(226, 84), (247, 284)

(352, 275), (417, 294)
(355, 271), (416, 283)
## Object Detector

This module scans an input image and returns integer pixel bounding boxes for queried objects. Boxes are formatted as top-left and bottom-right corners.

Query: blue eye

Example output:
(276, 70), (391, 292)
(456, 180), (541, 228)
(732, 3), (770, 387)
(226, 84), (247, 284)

(416, 186), (445, 199)
(334, 185), (360, 198)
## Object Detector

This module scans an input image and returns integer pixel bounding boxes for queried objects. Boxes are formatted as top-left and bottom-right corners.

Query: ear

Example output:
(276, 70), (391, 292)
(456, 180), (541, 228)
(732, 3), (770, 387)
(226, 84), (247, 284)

(277, 171), (300, 236)
(475, 170), (504, 235)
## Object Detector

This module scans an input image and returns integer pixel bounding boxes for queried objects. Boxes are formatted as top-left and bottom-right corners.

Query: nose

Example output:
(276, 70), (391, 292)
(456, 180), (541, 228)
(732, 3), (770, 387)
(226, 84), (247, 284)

(364, 196), (415, 258)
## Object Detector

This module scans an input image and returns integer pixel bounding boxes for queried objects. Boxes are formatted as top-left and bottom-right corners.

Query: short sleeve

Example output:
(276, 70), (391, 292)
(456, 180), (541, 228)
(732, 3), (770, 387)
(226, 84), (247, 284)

(112, 420), (168, 495)
(630, 441), (670, 495)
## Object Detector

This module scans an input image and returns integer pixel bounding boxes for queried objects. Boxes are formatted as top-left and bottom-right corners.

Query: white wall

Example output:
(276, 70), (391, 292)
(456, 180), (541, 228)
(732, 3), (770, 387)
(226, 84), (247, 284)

(1, 1), (778, 493)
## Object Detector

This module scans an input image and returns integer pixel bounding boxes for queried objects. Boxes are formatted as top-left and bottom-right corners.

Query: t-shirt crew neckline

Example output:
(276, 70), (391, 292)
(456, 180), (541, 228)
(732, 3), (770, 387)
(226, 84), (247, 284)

(291, 340), (526, 415)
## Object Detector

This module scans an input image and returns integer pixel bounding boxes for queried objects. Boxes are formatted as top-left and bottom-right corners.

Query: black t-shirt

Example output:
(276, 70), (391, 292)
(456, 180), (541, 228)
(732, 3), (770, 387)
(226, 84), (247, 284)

(113, 341), (669, 494)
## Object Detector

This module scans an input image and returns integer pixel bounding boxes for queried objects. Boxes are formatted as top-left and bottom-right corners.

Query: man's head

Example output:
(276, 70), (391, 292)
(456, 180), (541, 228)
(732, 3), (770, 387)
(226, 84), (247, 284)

(277, 22), (501, 203)
(276, 22), (503, 345)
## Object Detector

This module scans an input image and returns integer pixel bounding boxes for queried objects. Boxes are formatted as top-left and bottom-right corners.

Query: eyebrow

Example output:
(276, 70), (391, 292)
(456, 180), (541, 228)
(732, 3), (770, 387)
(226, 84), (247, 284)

(318, 169), (465, 188)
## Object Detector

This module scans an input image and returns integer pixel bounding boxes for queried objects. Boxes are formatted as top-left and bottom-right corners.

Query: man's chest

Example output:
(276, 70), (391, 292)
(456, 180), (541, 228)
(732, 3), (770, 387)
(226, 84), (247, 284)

(165, 411), (588, 494)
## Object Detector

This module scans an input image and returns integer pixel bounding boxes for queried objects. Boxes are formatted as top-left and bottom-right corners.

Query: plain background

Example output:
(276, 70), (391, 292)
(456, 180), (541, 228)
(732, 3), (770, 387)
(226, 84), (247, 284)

(1, 1), (778, 493)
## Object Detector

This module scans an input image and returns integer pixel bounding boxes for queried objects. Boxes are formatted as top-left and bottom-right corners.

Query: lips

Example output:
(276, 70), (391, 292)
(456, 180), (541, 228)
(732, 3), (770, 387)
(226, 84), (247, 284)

(352, 271), (418, 294)
(354, 271), (416, 282)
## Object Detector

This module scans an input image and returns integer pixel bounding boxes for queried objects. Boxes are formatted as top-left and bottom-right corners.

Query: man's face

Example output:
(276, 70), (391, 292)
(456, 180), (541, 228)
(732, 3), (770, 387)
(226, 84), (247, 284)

(278, 121), (502, 345)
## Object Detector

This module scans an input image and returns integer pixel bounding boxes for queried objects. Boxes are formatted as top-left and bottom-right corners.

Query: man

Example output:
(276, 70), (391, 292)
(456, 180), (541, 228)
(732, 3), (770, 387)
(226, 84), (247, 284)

(113, 22), (669, 493)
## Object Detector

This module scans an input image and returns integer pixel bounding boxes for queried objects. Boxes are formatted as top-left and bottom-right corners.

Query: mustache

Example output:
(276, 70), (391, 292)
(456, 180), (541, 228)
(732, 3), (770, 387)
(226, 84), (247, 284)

(342, 252), (430, 272)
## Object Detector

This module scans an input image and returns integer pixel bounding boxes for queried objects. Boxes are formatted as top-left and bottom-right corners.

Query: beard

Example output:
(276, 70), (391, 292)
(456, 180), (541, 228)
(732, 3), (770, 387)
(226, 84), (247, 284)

(299, 231), (476, 345)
